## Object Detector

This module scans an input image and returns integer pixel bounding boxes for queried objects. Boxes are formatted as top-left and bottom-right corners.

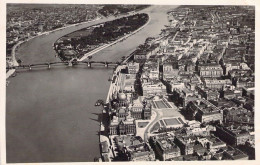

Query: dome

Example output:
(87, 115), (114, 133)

(118, 92), (127, 101)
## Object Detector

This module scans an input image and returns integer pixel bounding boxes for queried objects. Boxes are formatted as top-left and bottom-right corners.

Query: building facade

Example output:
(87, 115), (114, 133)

(199, 64), (223, 77)
(215, 125), (250, 146)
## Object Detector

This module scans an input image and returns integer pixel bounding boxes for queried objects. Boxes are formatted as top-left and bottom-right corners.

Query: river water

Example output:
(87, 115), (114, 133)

(6, 5), (178, 163)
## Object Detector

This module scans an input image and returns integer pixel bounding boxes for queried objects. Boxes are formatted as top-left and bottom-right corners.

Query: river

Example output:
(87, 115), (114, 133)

(6, 5), (178, 163)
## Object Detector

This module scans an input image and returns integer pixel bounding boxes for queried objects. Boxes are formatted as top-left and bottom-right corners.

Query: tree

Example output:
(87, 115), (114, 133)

(87, 55), (92, 61)
(17, 59), (22, 66)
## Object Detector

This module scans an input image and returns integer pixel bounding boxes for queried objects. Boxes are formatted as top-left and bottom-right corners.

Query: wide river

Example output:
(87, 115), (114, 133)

(6, 5), (178, 163)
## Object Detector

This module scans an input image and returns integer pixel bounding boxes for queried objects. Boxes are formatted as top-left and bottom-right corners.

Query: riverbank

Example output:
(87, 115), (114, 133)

(6, 40), (21, 79)
(100, 64), (124, 161)
(79, 13), (151, 62)
(6, 69), (16, 79)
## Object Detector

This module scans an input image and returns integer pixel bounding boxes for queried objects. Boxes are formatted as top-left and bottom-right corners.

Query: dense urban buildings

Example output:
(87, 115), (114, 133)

(103, 5), (255, 162)
(6, 4), (255, 162)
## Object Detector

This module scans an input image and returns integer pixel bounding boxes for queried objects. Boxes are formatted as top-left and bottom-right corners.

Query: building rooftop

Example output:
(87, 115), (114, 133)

(114, 135), (143, 151)
(224, 146), (248, 160)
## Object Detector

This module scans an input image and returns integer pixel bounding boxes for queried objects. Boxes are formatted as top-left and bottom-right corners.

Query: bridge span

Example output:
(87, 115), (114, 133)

(6, 60), (122, 71)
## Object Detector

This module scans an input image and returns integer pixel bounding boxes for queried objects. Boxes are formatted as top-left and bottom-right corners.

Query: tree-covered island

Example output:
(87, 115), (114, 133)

(54, 13), (149, 61)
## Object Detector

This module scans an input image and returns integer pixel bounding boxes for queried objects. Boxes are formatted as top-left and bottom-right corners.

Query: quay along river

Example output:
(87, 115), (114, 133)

(6, 5), (178, 163)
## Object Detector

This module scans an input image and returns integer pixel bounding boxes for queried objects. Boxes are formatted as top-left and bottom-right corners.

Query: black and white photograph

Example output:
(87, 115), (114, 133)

(1, 0), (258, 164)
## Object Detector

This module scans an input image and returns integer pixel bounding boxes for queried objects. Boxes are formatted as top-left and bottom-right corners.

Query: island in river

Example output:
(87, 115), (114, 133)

(55, 13), (149, 61)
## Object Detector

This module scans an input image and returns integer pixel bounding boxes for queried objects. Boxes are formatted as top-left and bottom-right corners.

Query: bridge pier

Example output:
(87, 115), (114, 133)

(87, 62), (91, 68)
(68, 61), (73, 67)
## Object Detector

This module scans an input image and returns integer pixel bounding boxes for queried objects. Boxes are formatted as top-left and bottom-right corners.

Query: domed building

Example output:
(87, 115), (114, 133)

(109, 90), (136, 135)
(109, 91), (152, 135)
(111, 91), (129, 108)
